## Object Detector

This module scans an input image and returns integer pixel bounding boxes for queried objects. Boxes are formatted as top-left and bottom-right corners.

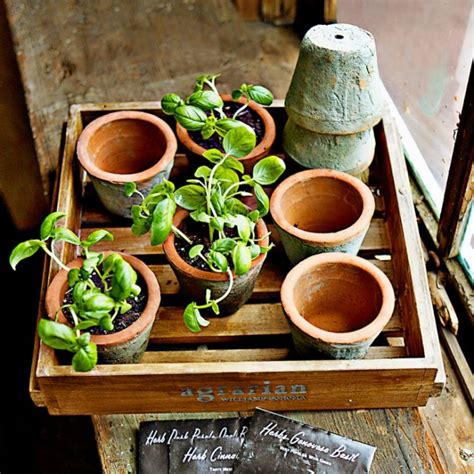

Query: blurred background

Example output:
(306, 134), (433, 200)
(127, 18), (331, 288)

(0, 1), (471, 472)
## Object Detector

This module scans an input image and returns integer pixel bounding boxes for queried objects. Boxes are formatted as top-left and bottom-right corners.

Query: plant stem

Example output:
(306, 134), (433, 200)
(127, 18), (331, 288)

(172, 225), (193, 244)
(42, 245), (70, 272)
(69, 306), (81, 337)
(232, 95), (250, 119)
(215, 268), (234, 304)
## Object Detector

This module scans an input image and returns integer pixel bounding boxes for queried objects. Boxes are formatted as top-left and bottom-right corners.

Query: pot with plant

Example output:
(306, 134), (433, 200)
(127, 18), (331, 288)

(126, 126), (285, 331)
(9, 212), (160, 371)
(161, 74), (276, 173)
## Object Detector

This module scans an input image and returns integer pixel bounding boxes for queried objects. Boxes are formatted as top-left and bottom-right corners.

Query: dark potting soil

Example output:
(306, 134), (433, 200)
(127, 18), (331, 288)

(175, 218), (238, 271)
(63, 271), (147, 335)
(189, 101), (264, 152)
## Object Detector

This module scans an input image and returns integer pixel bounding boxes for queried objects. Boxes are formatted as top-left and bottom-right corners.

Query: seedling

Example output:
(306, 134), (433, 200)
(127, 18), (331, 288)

(161, 74), (273, 141)
(127, 126), (285, 331)
(10, 213), (141, 371)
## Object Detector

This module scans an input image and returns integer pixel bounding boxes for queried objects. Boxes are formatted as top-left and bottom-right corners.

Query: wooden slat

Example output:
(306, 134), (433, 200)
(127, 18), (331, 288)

(149, 302), (403, 345)
(81, 218), (390, 255)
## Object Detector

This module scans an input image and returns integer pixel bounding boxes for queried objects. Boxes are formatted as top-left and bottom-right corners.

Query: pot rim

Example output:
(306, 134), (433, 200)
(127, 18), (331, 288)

(77, 110), (177, 183)
(281, 252), (395, 344)
(175, 94), (276, 164)
(45, 251), (161, 347)
(270, 168), (375, 246)
(163, 208), (269, 281)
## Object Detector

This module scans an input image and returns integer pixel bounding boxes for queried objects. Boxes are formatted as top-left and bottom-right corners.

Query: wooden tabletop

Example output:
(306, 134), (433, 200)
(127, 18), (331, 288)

(5, 1), (472, 472)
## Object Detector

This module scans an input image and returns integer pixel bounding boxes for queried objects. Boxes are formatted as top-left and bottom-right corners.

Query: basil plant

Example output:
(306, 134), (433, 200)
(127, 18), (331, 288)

(161, 73), (273, 142)
(127, 126), (285, 332)
(9, 213), (141, 372)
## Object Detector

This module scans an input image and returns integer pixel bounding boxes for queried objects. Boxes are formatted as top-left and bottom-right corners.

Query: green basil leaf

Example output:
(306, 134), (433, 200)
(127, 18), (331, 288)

(130, 284), (141, 296)
(52, 227), (81, 245)
(74, 320), (98, 331)
(40, 212), (66, 241)
(202, 148), (224, 163)
(189, 244), (204, 259)
(222, 156), (244, 173)
(252, 155), (286, 186)
(150, 197), (175, 245)
(209, 251), (228, 272)
(9, 239), (43, 270)
(81, 229), (114, 248)
(131, 217), (151, 237)
(259, 243), (275, 254)
(77, 310), (109, 321)
(99, 315), (114, 331)
(231, 89), (243, 100)
(83, 293), (115, 312)
(210, 216), (225, 232)
(190, 210), (211, 223)
(38, 319), (77, 351)
(211, 238), (237, 254)
(253, 182), (269, 217)
(195, 166), (211, 179)
(102, 253), (123, 275)
(119, 301), (132, 314)
(250, 243), (261, 259)
(224, 198), (249, 215)
(73, 281), (88, 306)
(124, 182), (137, 197)
(188, 90), (223, 110)
(201, 122), (215, 140)
(232, 243), (252, 276)
(223, 126), (256, 158)
(215, 167), (239, 191)
(72, 343), (98, 372)
(111, 258), (137, 300)
(81, 255), (100, 278)
(67, 268), (80, 287)
(77, 332), (91, 346)
(215, 117), (245, 137)
(161, 93), (183, 115)
(248, 210), (260, 223)
(233, 215), (251, 242)
(174, 105), (207, 131)
(248, 85), (273, 105)
(210, 192), (224, 214)
(210, 300), (220, 315)
(175, 185), (206, 211)
(183, 302), (202, 333)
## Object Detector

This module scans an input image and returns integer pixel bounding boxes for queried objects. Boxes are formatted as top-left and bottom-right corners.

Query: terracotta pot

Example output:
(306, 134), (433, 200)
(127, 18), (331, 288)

(176, 94), (276, 173)
(285, 23), (384, 134)
(281, 253), (395, 359)
(77, 111), (177, 218)
(45, 252), (161, 364)
(282, 118), (375, 175)
(270, 169), (375, 265)
(163, 209), (269, 316)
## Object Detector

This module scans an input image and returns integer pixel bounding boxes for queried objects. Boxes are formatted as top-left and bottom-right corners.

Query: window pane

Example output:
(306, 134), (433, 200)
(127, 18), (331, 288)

(339, 0), (473, 192)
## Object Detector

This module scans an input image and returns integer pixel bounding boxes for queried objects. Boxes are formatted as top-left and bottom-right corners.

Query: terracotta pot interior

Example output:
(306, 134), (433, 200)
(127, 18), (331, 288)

(293, 262), (383, 332)
(87, 118), (167, 174)
(281, 177), (363, 233)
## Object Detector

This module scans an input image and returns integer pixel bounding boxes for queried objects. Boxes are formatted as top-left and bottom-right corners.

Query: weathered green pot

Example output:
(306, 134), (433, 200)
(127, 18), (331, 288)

(45, 252), (161, 364)
(163, 209), (269, 316)
(270, 169), (375, 265)
(77, 111), (177, 218)
(285, 23), (384, 134)
(281, 253), (395, 359)
(282, 118), (375, 175)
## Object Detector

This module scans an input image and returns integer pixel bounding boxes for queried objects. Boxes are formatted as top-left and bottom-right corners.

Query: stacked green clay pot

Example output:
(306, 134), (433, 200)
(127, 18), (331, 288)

(283, 23), (384, 177)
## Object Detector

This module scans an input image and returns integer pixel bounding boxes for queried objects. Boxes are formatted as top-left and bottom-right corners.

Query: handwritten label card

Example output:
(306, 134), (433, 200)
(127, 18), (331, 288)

(138, 417), (248, 474)
(169, 437), (244, 473)
(233, 409), (376, 473)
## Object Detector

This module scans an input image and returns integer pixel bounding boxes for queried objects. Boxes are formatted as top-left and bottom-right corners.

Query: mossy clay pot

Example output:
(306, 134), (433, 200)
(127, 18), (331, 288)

(163, 209), (269, 316)
(45, 252), (161, 364)
(282, 118), (375, 175)
(281, 253), (395, 359)
(270, 169), (375, 265)
(285, 23), (384, 134)
(176, 94), (276, 174)
(77, 111), (177, 218)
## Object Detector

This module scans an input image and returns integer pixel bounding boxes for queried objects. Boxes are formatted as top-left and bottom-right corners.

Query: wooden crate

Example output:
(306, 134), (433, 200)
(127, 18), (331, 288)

(30, 101), (444, 415)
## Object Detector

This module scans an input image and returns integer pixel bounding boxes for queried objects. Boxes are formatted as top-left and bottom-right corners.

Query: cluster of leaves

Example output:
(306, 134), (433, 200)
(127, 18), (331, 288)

(127, 126), (285, 332)
(161, 73), (273, 142)
(10, 212), (140, 372)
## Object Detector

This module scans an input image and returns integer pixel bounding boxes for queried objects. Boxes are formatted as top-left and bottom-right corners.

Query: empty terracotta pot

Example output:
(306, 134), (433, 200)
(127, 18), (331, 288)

(163, 209), (269, 316)
(270, 169), (375, 265)
(282, 118), (375, 175)
(77, 111), (177, 218)
(45, 252), (161, 364)
(176, 94), (276, 173)
(281, 253), (395, 359)
(285, 23), (384, 134)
